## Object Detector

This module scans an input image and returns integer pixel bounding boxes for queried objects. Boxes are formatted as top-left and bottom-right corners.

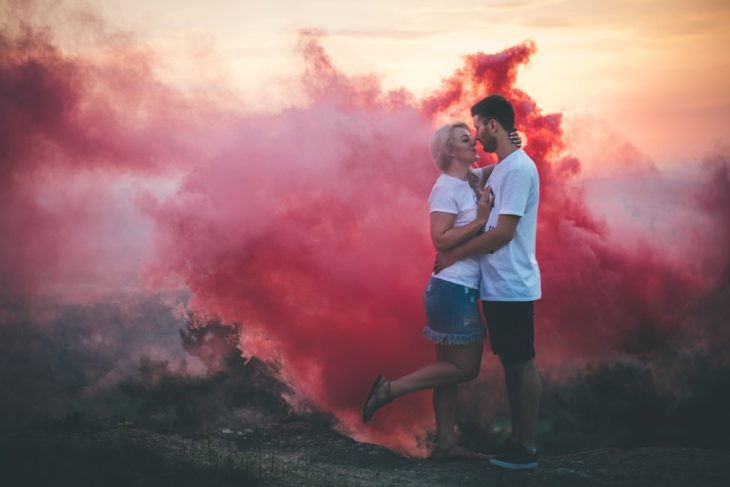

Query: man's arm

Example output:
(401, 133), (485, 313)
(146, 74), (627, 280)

(430, 211), (486, 252)
(434, 214), (519, 272)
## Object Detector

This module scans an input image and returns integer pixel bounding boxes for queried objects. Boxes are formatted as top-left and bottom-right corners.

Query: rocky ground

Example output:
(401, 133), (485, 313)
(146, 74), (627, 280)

(2, 422), (729, 487)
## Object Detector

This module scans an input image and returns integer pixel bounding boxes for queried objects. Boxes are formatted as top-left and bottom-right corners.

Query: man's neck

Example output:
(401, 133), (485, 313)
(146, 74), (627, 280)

(496, 143), (518, 163)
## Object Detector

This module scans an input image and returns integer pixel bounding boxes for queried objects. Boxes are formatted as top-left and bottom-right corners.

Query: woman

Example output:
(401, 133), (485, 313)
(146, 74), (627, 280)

(361, 122), (517, 459)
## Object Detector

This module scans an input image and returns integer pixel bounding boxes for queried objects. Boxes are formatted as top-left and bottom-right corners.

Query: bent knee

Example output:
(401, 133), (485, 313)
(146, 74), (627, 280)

(456, 364), (480, 382)
(464, 366), (480, 381)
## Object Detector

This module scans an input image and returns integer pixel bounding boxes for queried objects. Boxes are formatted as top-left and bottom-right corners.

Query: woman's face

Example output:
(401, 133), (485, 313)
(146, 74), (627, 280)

(449, 127), (478, 165)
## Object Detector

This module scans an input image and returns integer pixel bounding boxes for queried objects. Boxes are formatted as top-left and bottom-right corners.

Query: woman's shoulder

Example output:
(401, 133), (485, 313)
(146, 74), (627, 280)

(429, 174), (472, 201)
(431, 173), (461, 190)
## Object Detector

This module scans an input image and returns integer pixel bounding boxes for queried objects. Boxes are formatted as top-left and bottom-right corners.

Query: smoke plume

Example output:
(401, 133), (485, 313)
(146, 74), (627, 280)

(2, 1), (728, 454)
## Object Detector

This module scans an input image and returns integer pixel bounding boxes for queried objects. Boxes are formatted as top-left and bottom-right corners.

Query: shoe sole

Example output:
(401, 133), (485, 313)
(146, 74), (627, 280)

(489, 457), (538, 470)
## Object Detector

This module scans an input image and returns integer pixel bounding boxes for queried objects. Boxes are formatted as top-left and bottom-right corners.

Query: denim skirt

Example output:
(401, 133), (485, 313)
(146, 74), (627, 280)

(422, 276), (485, 345)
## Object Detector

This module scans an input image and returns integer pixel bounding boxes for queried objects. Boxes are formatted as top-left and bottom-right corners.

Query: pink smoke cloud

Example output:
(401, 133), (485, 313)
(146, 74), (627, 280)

(2, 3), (728, 455)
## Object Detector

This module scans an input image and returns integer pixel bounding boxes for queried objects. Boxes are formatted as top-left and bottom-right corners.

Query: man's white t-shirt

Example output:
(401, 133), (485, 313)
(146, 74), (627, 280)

(481, 149), (541, 301)
(428, 173), (482, 289)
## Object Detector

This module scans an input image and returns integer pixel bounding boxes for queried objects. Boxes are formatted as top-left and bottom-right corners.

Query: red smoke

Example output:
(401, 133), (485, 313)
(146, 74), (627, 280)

(0, 13), (234, 305)
(140, 32), (440, 451)
(2, 5), (728, 455)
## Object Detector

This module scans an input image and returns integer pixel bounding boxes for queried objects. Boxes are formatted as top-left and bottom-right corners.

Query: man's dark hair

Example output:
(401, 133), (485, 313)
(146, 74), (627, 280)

(470, 95), (515, 132)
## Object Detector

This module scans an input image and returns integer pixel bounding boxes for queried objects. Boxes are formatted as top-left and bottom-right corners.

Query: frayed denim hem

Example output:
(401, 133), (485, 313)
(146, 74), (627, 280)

(422, 327), (485, 346)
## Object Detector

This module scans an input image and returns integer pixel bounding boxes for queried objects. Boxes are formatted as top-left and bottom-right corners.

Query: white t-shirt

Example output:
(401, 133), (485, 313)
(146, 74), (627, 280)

(428, 172), (483, 289)
(481, 149), (541, 301)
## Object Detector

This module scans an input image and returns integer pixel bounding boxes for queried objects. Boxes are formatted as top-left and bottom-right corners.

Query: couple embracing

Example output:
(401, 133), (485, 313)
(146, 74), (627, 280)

(362, 95), (542, 470)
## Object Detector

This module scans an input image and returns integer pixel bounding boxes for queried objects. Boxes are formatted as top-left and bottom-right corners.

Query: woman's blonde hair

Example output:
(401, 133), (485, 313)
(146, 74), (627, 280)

(430, 122), (470, 172)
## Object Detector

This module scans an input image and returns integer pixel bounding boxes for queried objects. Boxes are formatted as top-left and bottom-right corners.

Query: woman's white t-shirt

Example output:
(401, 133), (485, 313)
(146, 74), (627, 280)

(428, 171), (484, 289)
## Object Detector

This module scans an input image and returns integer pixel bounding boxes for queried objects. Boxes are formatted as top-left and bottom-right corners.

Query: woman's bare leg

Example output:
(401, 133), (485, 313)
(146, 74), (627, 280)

(365, 343), (483, 428)
(432, 343), (482, 447)
(365, 342), (482, 444)
(389, 342), (482, 398)
(433, 347), (457, 447)
(433, 382), (458, 446)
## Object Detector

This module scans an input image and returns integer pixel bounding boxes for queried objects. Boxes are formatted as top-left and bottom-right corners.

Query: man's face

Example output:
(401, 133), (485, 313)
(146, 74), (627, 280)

(473, 115), (497, 153)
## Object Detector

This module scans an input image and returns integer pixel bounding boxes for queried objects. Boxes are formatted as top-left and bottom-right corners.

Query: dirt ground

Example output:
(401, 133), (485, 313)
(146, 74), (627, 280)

(2, 422), (729, 487)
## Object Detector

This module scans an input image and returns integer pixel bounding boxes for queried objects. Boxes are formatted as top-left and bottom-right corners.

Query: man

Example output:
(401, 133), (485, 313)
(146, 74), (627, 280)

(434, 94), (542, 470)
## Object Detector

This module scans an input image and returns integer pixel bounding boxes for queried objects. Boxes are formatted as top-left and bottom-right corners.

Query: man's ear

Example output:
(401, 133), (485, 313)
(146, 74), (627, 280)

(488, 119), (498, 134)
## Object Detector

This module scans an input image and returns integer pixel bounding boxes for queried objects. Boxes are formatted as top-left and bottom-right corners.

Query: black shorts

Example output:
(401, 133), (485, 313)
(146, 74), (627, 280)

(482, 301), (535, 365)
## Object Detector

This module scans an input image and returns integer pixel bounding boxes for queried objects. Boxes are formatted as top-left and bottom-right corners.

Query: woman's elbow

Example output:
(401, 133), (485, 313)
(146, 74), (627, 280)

(497, 231), (515, 247)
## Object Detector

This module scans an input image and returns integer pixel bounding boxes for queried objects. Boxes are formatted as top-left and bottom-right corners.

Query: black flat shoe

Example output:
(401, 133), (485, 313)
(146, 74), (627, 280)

(361, 375), (391, 423)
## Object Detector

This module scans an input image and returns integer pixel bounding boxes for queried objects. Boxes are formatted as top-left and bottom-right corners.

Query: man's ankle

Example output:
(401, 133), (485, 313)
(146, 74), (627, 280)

(515, 438), (536, 451)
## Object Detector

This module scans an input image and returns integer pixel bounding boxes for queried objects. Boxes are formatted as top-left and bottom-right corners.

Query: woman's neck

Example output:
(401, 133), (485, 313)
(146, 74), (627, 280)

(445, 160), (470, 180)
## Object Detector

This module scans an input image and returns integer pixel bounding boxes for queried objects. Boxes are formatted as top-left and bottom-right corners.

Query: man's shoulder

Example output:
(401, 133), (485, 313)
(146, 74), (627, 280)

(511, 149), (536, 167)
(504, 151), (538, 178)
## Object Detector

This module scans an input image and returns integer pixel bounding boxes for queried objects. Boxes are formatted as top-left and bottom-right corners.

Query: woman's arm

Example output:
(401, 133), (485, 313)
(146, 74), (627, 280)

(477, 164), (496, 185)
(430, 188), (494, 252)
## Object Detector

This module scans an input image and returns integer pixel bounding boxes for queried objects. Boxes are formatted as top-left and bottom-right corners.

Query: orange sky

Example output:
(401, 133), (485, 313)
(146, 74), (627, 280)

(34, 0), (730, 165)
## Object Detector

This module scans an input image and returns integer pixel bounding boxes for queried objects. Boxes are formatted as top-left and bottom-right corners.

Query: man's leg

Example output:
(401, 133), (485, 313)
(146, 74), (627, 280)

(503, 358), (541, 448)
(503, 360), (521, 441)
(483, 300), (540, 468)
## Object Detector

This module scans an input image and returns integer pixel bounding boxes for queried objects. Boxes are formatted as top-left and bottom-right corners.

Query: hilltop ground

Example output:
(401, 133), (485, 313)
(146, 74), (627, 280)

(2, 422), (729, 487)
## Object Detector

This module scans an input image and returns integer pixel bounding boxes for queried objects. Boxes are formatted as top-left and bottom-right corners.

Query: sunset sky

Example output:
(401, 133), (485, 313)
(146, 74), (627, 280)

(77, 0), (730, 164)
